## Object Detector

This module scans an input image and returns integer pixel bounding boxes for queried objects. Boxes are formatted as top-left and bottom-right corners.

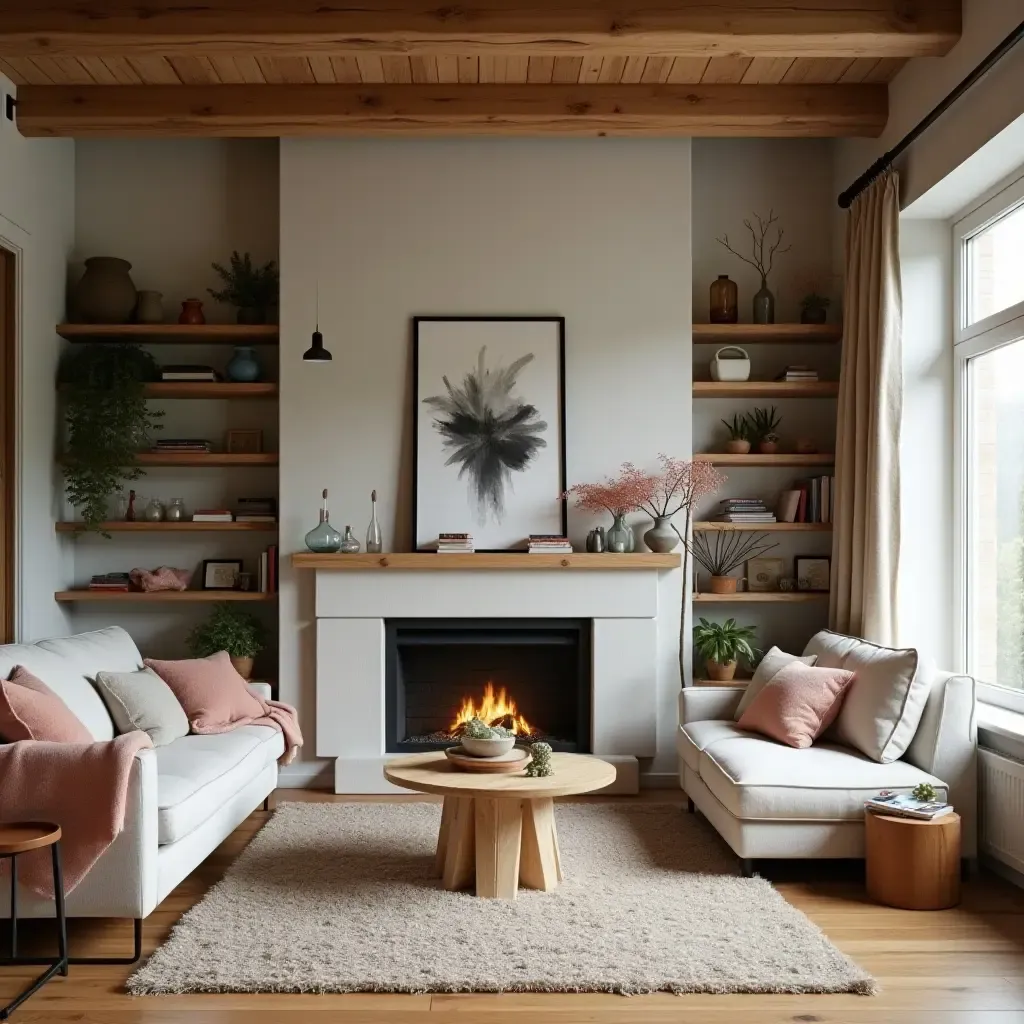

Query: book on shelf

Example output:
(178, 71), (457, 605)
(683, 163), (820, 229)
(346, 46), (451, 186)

(865, 792), (953, 820)
(160, 364), (218, 381)
(778, 490), (801, 523)
(237, 497), (277, 514)
(528, 534), (572, 553)
(192, 510), (234, 523)
(775, 365), (820, 382)
(235, 514), (277, 523)
(436, 535), (475, 553)
(719, 514), (777, 523)
(88, 572), (131, 592)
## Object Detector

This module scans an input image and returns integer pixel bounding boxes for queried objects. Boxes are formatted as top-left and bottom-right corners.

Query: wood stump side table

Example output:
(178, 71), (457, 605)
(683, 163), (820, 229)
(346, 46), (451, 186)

(384, 752), (616, 900)
(865, 811), (962, 910)
(0, 822), (68, 1021)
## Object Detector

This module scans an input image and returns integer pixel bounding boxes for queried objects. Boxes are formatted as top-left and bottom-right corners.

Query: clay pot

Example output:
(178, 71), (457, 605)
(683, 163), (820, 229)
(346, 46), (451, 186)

(643, 516), (679, 553)
(708, 575), (738, 594)
(178, 299), (206, 325)
(705, 658), (738, 682)
(135, 290), (164, 324)
(757, 441), (779, 455)
(801, 306), (828, 325)
(230, 655), (254, 680)
(725, 439), (751, 455)
(73, 257), (137, 324)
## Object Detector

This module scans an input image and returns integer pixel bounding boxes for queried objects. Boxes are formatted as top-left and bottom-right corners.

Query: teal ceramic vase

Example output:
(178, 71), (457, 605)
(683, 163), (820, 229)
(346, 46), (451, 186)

(606, 514), (635, 553)
(226, 346), (261, 382)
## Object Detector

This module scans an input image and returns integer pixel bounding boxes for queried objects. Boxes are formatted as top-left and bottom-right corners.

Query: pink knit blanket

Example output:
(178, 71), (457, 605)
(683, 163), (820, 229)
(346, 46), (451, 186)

(191, 697), (304, 766)
(0, 731), (153, 897)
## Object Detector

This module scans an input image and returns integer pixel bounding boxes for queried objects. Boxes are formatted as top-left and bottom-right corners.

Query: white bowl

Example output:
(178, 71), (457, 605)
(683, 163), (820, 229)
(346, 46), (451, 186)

(461, 736), (516, 757)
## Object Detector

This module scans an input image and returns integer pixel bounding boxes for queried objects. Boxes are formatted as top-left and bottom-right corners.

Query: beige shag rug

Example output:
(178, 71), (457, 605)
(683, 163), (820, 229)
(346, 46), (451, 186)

(129, 801), (874, 996)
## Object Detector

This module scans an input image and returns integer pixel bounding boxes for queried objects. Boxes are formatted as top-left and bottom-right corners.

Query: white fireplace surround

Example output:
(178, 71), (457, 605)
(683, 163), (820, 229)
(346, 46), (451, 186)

(311, 563), (678, 794)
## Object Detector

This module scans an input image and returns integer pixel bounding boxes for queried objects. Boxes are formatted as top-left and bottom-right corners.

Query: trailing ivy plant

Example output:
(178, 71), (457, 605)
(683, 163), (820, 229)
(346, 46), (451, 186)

(60, 344), (162, 531)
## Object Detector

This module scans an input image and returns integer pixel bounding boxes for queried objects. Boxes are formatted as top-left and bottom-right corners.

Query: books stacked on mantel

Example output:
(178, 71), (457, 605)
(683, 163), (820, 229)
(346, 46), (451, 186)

(152, 438), (213, 454)
(528, 534), (572, 554)
(717, 498), (776, 524)
(436, 533), (474, 554)
(192, 509), (233, 523)
(775, 365), (820, 382)
(865, 791), (953, 820)
(235, 497), (277, 524)
(88, 572), (131, 592)
(161, 364), (218, 382)
(778, 474), (835, 523)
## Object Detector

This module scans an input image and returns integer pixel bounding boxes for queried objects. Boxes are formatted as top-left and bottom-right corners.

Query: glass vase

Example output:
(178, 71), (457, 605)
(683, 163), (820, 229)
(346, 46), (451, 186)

(606, 514), (635, 553)
(165, 497), (186, 522)
(305, 489), (342, 553)
(709, 275), (738, 323)
(340, 525), (361, 554)
(366, 490), (382, 553)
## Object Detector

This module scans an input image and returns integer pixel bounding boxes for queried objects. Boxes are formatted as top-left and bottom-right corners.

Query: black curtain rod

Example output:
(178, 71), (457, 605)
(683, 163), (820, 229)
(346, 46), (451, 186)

(838, 18), (1024, 209)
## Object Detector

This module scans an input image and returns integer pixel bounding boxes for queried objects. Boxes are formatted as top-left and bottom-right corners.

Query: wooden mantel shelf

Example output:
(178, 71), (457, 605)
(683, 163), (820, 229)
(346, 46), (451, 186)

(291, 552), (681, 571)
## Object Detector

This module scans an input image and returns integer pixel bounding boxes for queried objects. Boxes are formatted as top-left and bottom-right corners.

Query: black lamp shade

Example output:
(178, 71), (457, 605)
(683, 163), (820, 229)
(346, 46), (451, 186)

(302, 330), (332, 361)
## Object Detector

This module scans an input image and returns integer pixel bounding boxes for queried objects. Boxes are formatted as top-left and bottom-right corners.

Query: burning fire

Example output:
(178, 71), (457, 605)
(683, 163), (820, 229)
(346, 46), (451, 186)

(451, 682), (535, 736)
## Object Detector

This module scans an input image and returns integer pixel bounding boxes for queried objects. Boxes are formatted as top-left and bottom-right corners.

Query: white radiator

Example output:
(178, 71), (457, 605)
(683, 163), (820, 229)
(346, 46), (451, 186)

(980, 748), (1024, 874)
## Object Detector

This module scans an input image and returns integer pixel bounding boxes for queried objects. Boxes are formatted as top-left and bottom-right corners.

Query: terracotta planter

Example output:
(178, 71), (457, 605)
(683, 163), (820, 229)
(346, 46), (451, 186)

(178, 298), (206, 325)
(757, 441), (779, 455)
(708, 575), (738, 594)
(725, 439), (751, 455)
(230, 655), (254, 680)
(705, 658), (738, 682)
(73, 257), (137, 324)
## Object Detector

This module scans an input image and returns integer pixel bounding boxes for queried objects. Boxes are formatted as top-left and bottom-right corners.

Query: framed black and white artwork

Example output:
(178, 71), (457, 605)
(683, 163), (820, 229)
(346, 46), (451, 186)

(413, 316), (566, 552)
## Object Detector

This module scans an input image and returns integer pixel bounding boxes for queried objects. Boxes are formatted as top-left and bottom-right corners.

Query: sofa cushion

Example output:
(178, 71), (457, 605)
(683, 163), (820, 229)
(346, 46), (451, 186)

(678, 720), (750, 772)
(735, 647), (817, 720)
(0, 666), (93, 742)
(155, 725), (284, 844)
(803, 629), (930, 763)
(698, 734), (947, 820)
(95, 667), (189, 747)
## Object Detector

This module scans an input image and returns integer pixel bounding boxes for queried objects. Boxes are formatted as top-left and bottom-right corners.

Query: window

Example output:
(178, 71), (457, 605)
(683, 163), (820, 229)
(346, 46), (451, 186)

(956, 172), (1024, 711)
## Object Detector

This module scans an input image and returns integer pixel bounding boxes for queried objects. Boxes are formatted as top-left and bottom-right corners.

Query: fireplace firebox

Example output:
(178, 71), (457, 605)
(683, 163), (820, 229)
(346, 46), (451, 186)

(384, 619), (591, 753)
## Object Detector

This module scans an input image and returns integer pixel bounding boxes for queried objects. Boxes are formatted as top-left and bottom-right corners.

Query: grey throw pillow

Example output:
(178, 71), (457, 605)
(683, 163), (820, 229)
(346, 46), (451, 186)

(734, 646), (818, 721)
(94, 667), (189, 746)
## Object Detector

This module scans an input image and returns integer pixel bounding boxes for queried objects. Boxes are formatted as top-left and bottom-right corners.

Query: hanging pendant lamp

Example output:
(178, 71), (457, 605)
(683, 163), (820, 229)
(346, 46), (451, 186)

(302, 283), (332, 361)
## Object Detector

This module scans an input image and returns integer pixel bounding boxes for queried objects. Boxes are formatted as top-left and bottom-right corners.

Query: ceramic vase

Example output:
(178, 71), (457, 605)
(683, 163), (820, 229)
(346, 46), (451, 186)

(725, 439), (751, 455)
(178, 299), (206, 325)
(801, 305), (828, 325)
(226, 346), (260, 382)
(73, 257), (137, 324)
(586, 527), (605, 553)
(135, 290), (164, 324)
(644, 516), (679, 553)
(752, 279), (775, 324)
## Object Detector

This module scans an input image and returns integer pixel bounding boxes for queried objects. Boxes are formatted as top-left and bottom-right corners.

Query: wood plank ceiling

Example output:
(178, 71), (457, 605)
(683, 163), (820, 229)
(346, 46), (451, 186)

(0, 2), (961, 138)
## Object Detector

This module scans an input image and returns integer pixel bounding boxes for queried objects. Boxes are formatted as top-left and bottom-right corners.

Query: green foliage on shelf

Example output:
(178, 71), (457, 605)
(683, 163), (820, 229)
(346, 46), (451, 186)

(60, 343), (162, 532)
(748, 405), (782, 441)
(208, 251), (279, 314)
(186, 603), (268, 659)
(721, 413), (753, 441)
(692, 617), (759, 666)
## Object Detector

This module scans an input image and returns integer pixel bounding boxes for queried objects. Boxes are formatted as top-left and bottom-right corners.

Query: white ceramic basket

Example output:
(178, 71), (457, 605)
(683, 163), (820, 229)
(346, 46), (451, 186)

(710, 346), (751, 382)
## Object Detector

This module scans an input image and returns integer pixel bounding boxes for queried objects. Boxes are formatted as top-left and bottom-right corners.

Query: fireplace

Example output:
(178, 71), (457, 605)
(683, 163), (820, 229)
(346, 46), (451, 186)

(384, 619), (592, 753)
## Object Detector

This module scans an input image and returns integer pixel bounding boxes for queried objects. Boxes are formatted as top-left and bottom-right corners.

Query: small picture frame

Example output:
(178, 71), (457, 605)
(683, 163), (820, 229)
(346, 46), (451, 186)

(796, 556), (831, 592)
(747, 556), (785, 592)
(202, 559), (243, 590)
(226, 429), (263, 455)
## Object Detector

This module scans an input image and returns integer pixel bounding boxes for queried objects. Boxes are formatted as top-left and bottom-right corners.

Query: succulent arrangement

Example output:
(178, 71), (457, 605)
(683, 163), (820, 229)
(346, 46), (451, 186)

(912, 782), (937, 803)
(721, 413), (753, 441)
(462, 717), (513, 740)
(748, 405), (782, 453)
(525, 741), (554, 777)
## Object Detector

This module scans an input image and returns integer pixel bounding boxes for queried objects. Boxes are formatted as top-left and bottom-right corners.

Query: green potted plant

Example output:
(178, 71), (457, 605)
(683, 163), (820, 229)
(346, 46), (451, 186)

(691, 529), (778, 594)
(186, 603), (268, 679)
(60, 344), (163, 532)
(749, 405), (782, 454)
(721, 413), (753, 455)
(208, 251), (279, 324)
(693, 617), (759, 682)
(800, 291), (831, 325)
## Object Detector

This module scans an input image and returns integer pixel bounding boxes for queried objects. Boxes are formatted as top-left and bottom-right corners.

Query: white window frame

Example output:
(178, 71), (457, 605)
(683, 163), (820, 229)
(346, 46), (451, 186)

(954, 169), (1024, 713)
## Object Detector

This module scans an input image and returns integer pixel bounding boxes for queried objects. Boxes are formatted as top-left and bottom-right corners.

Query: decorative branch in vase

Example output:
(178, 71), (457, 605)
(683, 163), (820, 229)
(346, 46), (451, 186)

(717, 209), (791, 324)
(691, 530), (778, 595)
(562, 466), (656, 553)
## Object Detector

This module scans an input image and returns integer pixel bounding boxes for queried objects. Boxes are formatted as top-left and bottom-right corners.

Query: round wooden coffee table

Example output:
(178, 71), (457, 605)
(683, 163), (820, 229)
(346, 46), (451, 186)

(384, 751), (616, 900)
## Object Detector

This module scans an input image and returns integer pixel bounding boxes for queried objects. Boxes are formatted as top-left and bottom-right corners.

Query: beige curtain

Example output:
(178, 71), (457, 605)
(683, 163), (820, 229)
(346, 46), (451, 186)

(830, 172), (902, 644)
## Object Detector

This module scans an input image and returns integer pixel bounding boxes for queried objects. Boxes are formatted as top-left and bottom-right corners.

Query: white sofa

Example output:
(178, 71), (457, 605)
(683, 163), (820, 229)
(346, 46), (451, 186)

(679, 630), (977, 873)
(0, 627), (281, 960)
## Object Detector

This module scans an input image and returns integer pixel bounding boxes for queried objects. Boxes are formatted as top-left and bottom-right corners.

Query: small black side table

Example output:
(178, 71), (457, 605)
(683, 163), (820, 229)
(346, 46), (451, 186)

(0, 822), (67, 1020)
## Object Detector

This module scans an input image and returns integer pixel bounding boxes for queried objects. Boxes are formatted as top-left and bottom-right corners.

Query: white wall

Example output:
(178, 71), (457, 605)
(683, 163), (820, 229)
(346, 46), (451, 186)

(0, 70), (75, 642)
(279, 138), (692, 782)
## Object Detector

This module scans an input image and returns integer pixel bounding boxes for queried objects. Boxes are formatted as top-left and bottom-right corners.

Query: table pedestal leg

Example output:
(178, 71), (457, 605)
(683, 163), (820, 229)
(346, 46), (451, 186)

(520, 798), (561, 891)
(474, 798), (523, 900)
(440, 796), (475, 891)
(435, 797), (456, 875)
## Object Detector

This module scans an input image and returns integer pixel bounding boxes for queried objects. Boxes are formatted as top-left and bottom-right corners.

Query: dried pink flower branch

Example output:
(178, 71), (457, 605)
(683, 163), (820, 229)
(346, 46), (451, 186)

(562, 463), (657, 517)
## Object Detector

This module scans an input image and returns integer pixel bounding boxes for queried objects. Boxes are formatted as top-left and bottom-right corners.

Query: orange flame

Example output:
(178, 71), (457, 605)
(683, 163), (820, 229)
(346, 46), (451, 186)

(450, 682), (534, 736)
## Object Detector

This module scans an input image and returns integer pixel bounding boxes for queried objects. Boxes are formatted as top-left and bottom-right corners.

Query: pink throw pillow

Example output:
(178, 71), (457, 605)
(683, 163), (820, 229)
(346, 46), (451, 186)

(737, 662), (855, 749)
(0, 666), (93, 743)
(144, 651), (264, 733)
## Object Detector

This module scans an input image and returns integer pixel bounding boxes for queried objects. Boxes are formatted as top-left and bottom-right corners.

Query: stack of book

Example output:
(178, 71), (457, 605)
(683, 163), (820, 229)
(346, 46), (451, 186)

(865, 791), (953, 820)
(152, 438), (213, 454)
(192, 509), (233, 523)
(717, 498), (777, 524)
(160, 364), (218, 382)
(775, 365), (819, 382)
(527, 534), (572, 554)
(436, 533), (474, 553)
(257, 545), (279, 593)
(235, 497), (277, 524)
(778, 475), (835, 523)
(88, 572), (131, 592)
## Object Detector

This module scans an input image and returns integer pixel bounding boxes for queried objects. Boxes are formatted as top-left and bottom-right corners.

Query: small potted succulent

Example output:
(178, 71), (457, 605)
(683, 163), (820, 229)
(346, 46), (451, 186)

(749, 406), (782, 454)
(721, 413), (753, 455)
(460, 717), (516, 757)
(186, 603), (268, 680)
(208, 251), (279, 324)
(693, 617), (759, 682)
(800, 291), (831, 325)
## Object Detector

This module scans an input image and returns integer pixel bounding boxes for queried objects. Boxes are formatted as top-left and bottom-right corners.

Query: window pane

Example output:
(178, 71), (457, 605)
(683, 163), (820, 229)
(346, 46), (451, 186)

(968, 337), (1024, 689)
(967, 202), (1024, 325)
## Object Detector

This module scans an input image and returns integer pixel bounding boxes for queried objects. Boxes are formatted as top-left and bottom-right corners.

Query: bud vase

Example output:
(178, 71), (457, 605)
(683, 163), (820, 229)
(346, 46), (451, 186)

(752, 278), (775, 324)
(644, 515), (679, 553)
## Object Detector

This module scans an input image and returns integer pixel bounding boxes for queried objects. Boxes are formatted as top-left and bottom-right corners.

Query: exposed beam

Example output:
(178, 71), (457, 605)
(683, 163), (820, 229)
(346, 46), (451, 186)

(15, 83), (887, 138)
(0, 2), (960, 59)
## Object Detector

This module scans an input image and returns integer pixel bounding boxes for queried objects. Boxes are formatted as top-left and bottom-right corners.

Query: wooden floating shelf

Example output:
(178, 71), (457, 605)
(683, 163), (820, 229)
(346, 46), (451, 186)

(57, 521), (278, 533)
(692, 324), (842, 345)
(57, 324), (279, 344)
(136, 452), (279, 467)
(693, 381), (839, 398)
(692, 592), (829, 603)
(695, 453), (835, 467)
(55, 590), (277, 603)
(292, 552), (680, 571)
(693, 679), (751, 687)
(143, 382), (278, 399)
(693, 522), (832, 532)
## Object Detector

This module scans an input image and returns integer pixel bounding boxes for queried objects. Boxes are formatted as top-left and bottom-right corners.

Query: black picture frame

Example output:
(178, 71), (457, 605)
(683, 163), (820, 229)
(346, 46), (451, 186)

(412, 316), (567, 553)
(795, 555), (831, 592)
(201, 559), (243, 590)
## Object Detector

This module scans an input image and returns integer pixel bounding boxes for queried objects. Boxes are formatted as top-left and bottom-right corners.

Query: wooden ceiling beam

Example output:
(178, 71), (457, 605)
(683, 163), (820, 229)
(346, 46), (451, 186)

(0, 2), (960, 59)
(15, 83), (887, 138)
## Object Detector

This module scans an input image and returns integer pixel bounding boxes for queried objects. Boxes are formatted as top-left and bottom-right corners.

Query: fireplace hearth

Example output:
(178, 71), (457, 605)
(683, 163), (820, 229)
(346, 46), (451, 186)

(384, 619), (591, 753)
